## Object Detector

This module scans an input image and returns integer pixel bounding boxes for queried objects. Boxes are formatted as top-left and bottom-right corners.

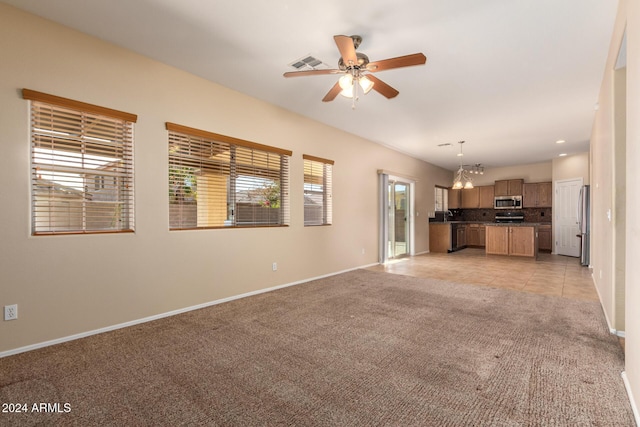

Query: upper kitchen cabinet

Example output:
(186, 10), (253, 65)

(478, 185), (495, 208)
(461, 185), (494, 209)
(461, 187), (480, 209)
(523, 182), (553, 208)
(449, 188), (461, 209)
(494, 179), (524, 196)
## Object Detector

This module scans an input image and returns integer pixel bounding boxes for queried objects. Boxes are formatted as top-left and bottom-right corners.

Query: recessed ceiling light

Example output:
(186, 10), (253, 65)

(556, 140), (565, 144)
(559, 153), (567, 157)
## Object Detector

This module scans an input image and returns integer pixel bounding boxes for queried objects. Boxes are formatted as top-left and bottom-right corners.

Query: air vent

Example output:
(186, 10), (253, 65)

(289, 55), (330, 70)
(437, 143), (452, 147)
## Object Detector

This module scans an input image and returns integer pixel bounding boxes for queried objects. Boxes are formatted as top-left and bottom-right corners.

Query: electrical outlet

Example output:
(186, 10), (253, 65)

(4, 304), (18, 321)
(272, 262), (277, 271)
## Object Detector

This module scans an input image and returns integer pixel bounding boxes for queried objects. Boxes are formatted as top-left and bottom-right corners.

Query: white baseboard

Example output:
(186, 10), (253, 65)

(622, 372), (640, 425)
(0, 263), (378, 359)
(611, 329), (626, 338)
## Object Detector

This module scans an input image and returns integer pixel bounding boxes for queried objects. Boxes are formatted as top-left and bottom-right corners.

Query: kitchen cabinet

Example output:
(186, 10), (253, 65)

(479, 225), (486, 246)
(538, 182), (552, 207)
(458, 186), (493, 209)
(429, 223), (470, 253)
(494, 179), (524, 196)
(486, 226), (509, 255)
(448, 188), (461, 209)
(466, 223), (486, 247)
(523, 182), (553, 208)
(538, 224), (552, 252)
(478, 185), (495, 208)
(485, 225), (537, 258)
(461, 187), (480, 208)
(429, 223), (451, 253)
(510, 226), (537, 257)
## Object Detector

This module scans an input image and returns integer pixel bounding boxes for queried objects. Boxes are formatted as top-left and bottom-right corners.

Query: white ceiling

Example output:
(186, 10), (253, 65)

(3, 0), (618, 171)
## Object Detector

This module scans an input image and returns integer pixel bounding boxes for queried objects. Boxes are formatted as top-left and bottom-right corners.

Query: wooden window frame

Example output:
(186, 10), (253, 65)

(167, 123), (292, 230)
(23, 89), (136, 235)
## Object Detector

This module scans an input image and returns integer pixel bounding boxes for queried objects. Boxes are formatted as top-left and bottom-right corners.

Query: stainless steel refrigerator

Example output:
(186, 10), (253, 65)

(578, 185), (590, 266)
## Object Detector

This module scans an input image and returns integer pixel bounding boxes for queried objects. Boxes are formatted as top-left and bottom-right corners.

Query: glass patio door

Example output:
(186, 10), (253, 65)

(388, 181), (409, 258)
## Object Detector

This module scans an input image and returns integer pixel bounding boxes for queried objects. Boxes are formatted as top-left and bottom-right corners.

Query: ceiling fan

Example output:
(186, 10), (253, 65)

(283, 35), (427, 104)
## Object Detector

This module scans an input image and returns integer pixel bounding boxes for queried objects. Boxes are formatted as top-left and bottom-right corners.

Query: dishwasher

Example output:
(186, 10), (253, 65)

(449, 223), (465, 252)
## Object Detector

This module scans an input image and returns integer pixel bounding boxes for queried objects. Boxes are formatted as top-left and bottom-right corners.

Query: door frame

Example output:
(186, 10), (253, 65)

(388, 180), (411, 259)
(378, 172), (415, 263)
(554, 177), (583, 257)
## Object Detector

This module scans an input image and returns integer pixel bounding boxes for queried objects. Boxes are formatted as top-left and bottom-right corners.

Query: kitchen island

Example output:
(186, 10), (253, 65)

(429, 221), (488, 253)
(485, 223), (538, 258)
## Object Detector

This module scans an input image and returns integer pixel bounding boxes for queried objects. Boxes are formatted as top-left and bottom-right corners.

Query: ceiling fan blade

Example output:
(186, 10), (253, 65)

(367, 53), (427, 72)
(334, 35), (358, 66)
(283, 69), (343, 78)
(366, 75), (399, 99)
(322, 82), (342, 102)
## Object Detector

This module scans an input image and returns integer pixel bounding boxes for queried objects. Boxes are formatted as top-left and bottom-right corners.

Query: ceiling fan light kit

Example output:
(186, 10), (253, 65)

(284, 35), (426, 107)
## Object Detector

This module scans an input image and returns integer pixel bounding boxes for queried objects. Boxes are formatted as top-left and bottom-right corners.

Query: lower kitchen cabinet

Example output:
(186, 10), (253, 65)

(538, 224), (552, 252)
(486, 225), (537, 258)
(486, 226), (509, 255)
(466, 224), (486, 247)
(429, 223), (451, 253)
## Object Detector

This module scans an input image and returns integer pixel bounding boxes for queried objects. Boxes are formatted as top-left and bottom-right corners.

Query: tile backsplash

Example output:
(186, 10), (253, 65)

(461, 208), (552, 223)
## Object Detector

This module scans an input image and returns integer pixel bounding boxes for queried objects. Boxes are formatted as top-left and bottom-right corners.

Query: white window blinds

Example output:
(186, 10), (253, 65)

(167, 123), (291, 229)
(303, 155), (333, 226)
(435, 186), (448, 212)
(24, 89), (136, 235)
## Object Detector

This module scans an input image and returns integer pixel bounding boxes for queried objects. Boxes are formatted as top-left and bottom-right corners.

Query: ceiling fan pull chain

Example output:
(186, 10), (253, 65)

(352, 82), (357, 110)
(352, 71), (359, 110)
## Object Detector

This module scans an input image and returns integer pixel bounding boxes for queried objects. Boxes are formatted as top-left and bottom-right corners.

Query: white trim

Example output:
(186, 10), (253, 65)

(553, 177), (584, 258)
(592, 275), (626, 338)
(610, 329), (626, 338)
(622, 372), (640, 425)
(593, 275), (616, 333)
(376, 169), (418, 182)
(0, 263), (379, 359)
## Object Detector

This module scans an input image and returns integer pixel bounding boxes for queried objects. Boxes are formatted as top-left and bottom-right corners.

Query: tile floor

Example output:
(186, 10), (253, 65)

(367, 248), (599, 301)
(368, 248), (626, 351)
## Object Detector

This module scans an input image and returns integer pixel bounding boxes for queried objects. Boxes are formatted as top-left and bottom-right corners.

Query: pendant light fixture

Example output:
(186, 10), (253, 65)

(452, 141), (474, 189)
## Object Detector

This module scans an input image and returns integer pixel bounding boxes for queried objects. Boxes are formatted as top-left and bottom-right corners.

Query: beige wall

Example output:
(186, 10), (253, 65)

(624, 0), (640, 417)
(590, 0), (626, 335)
(0, 4), (452, 353)
(551, 152), (589, 184)
(592, 0), (640, 417)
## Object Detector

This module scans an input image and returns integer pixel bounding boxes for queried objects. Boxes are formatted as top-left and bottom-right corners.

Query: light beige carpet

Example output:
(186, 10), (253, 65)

(0, 269), (634, 426)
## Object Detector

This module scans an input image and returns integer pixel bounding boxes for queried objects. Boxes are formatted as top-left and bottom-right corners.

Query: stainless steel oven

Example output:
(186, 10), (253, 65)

(494, 195), (522, 209)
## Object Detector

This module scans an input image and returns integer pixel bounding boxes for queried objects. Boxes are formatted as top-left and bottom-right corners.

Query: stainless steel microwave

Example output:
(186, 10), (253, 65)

(494, 195), (522, 209)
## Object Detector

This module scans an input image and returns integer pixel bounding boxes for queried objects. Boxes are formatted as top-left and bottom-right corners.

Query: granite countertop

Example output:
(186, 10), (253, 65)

(430, 221), (552, 226)
(429, 220), (492, 224)
(485, 222), (542, 227)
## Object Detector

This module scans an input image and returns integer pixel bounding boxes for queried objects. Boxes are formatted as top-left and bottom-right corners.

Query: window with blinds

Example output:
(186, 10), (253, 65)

(303, 155), (333, 226)
(167, 123), (291, 229)
(435, 186), (449, 212)
(23, 89), (136, 235)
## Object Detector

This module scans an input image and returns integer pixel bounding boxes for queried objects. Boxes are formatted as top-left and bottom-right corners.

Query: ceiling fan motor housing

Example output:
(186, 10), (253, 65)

(338, 52), (370, 70)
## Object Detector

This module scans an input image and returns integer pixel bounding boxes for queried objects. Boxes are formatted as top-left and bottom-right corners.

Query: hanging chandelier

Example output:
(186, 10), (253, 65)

(452, 141), (474, 189)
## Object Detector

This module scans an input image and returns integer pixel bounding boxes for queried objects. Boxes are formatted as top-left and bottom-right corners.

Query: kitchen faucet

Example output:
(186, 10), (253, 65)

(445, 210), (453, 222)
